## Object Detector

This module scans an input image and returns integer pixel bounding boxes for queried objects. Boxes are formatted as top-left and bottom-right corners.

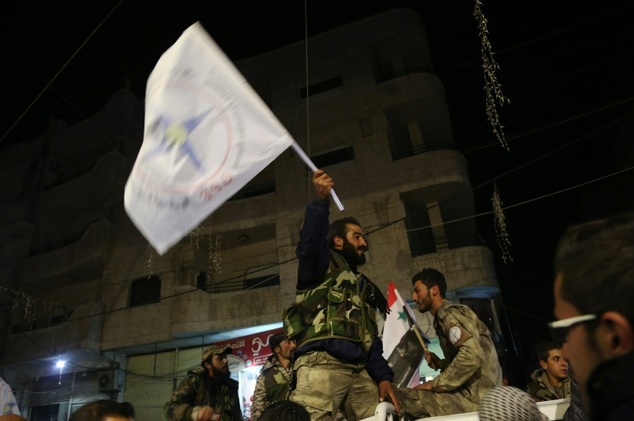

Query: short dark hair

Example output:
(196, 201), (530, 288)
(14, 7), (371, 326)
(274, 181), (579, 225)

(327, 217), (362, 248)
(69, 400), (135, 421)
(535, 339), (562, 363)
(269, 333), (287, 353)
(258, 401), (310, 421)
(554, 212), (634, 327)
(411, 268), (447, 298)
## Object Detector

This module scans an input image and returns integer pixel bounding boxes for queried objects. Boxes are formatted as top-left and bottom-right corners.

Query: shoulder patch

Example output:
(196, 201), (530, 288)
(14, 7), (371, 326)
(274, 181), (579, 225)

(449, 326), (462, 345)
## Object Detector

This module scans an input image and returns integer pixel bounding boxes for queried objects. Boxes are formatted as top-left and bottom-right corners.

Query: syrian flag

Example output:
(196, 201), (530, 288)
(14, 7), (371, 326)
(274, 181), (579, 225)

(124, 22), (294, 254)
(382, 281), (429, 388)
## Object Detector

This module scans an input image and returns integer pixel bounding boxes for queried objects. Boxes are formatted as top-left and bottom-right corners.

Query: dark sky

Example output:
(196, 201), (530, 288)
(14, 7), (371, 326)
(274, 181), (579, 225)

(2, 0), (634, 378)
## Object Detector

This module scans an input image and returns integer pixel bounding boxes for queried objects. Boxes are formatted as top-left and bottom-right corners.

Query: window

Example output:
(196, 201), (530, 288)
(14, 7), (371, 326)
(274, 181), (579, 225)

(300, 77), (343, 99)
(130, 275), (161, 307)
(385, 100), (451, 160)
(400, 192), (436, 257)
(311, 146), (355, 168)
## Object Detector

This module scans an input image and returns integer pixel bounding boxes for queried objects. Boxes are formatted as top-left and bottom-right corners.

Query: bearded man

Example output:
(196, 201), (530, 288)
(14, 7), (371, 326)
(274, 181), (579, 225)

(283, 169), (400, 421)
(163, 345), (242, 421)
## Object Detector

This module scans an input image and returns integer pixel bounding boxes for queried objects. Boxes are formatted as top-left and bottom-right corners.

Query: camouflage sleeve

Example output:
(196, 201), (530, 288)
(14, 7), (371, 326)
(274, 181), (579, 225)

(527, 381), (555, 401)
(250, 373), (269, 421)
(431, 317), (484, 392)
(163, 375), (199, 421)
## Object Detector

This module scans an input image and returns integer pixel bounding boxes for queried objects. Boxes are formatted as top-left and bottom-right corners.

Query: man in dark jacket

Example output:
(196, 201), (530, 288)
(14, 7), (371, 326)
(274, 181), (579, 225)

(551, 212), (634, 420)
(163, 345), (242, 421)
(284, 169), (400, 420)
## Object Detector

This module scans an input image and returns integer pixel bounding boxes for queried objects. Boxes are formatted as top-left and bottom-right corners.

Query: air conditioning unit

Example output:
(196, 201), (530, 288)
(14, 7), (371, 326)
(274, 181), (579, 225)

(97, 370), (117, 393)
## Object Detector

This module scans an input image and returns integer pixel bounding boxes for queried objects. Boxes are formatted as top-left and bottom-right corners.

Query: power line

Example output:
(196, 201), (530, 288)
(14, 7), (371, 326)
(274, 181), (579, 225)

(0, 0), (126, 145)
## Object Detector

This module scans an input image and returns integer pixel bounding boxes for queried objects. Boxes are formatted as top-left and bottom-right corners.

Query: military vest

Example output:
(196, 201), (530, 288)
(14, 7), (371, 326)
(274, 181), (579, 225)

(283, 250), (377, 352)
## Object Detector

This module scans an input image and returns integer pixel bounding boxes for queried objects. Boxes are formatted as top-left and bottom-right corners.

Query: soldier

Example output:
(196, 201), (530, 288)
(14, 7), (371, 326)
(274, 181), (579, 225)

(163, 345), (242, 421)
(527, 339), (570, 401)
(394, 268), (502, 417)
(284, 170), (400, 420)
(251, 333), (297, 421)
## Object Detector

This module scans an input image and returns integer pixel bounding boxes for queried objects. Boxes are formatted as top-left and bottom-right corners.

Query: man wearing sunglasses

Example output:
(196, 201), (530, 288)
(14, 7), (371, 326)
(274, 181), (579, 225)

(550, 212), (634, 420)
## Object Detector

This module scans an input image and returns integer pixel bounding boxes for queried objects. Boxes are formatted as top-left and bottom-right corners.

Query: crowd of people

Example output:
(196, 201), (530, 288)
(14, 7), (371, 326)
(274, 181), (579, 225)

(4, 171), (633, 421)
(146, 173), (634, 420)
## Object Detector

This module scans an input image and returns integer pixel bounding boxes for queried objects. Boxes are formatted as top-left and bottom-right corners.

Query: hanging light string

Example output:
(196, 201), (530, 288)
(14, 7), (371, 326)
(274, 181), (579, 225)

(474, 0), (510, 150)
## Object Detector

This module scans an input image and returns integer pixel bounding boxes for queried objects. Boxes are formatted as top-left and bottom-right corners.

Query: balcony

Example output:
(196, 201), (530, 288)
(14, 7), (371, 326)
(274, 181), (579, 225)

(21, 219), (112, 286)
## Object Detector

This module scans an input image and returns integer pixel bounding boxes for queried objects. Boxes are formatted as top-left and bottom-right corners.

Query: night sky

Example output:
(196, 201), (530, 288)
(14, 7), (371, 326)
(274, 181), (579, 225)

(2, 0), (633, 381)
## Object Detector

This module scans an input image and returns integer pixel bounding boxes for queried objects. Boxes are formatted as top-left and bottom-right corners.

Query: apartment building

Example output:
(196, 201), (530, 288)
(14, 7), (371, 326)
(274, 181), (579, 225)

(0, 9), (502, 420)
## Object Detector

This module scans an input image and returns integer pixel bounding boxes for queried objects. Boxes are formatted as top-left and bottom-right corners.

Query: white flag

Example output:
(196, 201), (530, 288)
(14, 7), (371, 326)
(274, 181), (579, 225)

(382, 281), (428, 388)
(124, 22), (294, 254)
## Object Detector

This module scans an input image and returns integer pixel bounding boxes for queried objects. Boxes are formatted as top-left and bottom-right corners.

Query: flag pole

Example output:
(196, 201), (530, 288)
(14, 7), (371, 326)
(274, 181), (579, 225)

(410, 325), (429, 353)
(403, 305), (429, 353)
(291, 141), (345, 211)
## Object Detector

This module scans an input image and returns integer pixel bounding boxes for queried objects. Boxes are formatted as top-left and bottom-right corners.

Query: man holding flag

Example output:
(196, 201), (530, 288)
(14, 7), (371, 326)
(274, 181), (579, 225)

(283, 170), (401, 420)
(394, 268), (502, 417)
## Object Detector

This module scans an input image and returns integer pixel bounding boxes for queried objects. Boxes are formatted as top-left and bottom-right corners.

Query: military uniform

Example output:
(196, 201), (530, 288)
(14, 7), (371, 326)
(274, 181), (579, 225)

(285, 198), (393, 421)
(395, 300), (502, 417)
(163, 367), (242, 421)
(251, 353), (293, 421)
(527, 368), (570, 401)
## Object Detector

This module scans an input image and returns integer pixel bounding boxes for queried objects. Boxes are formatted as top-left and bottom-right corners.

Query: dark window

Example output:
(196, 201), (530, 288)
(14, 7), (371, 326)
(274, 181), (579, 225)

(311, 146), (355, 168)
(385, 101), (451, 160)
(400, 192), (436, 257)
(196, 272), (207, 289)
(300, 77), (343, 99)
(130, 275), (161, 307)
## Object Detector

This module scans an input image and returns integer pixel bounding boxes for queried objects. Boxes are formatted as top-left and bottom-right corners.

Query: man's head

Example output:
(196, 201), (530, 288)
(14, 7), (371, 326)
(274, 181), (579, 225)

(411, 268), (447, 315)
(258, 400), (310, 421)
(327, 217), (368, 266)
(552, 212), (634, 404)
(69, 400), (135, 421)
(269, 333), (296, 361)
(535, 339), (568, 384)
(201, 345), (232, 378)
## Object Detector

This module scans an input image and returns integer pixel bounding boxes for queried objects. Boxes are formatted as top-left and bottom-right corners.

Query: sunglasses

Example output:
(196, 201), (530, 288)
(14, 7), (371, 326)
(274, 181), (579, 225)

(548, 314), (598, 343)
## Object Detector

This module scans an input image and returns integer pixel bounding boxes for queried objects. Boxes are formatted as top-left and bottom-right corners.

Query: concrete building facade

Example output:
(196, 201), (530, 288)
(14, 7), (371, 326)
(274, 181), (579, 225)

(0, 9), (502, 420)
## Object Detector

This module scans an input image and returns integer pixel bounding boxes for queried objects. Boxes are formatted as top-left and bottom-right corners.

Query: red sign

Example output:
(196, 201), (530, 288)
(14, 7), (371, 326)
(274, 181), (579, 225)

(216, 328), (283, 367)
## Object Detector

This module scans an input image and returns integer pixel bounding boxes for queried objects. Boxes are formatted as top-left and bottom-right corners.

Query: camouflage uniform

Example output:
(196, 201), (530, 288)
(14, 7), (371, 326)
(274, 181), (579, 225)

(284, 199), (393, 421)
(251, 353), (293, 421)
(395, 300), (502, 417)
(283, 250), (379, 352)
(163, 367), (242, 421)
(527, 368), (570, 401)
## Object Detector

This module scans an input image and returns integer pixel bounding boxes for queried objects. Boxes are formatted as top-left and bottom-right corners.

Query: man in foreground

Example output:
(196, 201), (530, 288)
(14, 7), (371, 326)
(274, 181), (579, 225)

(251, 333), (296, 421)
(164, 345), (242, 421)
(284, 169), (400, 420)
(527, 339), (570, 401)
(394, 268), (502, 417)
(551, 212), (634, 419)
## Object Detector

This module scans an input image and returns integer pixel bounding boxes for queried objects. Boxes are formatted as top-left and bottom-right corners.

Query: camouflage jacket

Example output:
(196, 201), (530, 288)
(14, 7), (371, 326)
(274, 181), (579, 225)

(429, 300), (502, 410)
(163, 367), (242, 421)
(527, 368), (571, 401)
(283, 249), (378, 353)
(250, 354), (293, 421)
